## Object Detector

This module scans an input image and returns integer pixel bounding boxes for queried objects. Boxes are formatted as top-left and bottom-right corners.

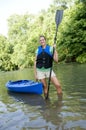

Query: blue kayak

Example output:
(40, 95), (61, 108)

(6, 80), (43, 94)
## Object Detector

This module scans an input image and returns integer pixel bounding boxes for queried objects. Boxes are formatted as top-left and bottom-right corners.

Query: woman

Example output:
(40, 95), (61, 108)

(34, 35), (62, 99)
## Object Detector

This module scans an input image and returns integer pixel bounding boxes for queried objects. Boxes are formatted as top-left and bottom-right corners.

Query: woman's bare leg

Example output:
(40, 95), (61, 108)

(40, 78), (48, 97)
(51, 76), (62, 95)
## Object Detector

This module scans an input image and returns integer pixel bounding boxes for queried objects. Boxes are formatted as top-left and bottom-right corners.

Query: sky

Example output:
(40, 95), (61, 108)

(0, 0), (53, 36)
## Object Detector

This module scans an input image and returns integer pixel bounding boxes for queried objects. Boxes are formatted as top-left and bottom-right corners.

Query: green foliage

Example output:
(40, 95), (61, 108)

(0, 1), (86, 71)
(76, 52), (86, 63)
(0, 35), (16, 71)
(58, 2), (86, 63)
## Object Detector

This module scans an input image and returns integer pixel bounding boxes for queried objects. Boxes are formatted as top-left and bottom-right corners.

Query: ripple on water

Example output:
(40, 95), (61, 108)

(64, 120), (86, 129)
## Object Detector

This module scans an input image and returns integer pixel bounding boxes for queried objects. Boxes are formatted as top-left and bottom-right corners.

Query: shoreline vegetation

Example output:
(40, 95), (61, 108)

(0, 1), (86, 71)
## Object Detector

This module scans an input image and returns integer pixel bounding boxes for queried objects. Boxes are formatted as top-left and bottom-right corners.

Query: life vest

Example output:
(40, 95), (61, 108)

(36, 45), (53, 69)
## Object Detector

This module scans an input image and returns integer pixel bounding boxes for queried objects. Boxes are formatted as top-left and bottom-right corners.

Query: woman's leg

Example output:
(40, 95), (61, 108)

(51, 76), (62, 95)
(40, 78), (48, 97)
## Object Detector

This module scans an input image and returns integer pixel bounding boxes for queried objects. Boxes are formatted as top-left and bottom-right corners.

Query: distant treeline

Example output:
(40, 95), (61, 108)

(0, 1), (86, 71)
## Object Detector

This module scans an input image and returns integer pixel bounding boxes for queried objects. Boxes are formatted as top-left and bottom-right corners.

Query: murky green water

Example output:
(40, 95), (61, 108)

(0, 63), (86, 130)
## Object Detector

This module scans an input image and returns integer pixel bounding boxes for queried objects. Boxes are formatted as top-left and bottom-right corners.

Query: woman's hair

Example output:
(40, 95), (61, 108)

(39, 35), (46, 40)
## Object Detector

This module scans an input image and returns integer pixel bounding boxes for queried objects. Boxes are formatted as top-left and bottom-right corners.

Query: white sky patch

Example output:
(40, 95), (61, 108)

(0, 0), (53, 36)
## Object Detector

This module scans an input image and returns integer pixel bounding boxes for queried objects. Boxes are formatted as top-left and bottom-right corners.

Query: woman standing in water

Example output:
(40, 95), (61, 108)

(34, 35), (62, 99)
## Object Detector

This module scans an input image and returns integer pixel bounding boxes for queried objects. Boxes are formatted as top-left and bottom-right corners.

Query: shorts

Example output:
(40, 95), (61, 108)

(37, 69), (56, 79)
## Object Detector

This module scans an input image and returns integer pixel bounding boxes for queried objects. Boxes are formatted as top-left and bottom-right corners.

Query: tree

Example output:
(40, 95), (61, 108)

(57, 2), (86, 63)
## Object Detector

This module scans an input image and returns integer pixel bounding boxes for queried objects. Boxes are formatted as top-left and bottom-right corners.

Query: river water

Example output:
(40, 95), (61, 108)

(0, 63), (86, 130)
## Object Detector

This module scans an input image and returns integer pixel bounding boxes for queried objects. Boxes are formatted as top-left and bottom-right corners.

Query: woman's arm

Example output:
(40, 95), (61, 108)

(53, 49), (58, 63)
(34, 56), (38, 81)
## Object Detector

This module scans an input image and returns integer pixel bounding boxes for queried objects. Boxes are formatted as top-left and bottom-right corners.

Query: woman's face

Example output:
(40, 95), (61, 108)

(39, 36), (46, 46)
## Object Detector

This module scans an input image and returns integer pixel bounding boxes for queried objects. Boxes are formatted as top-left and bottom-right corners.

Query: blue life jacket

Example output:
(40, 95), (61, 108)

(36, 45), (53, 69)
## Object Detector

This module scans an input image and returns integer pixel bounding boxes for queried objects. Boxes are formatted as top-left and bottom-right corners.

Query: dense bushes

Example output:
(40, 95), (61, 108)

(0, 2), (86, 71)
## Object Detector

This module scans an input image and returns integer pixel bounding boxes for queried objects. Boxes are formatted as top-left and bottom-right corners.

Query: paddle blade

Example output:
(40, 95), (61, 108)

(55, 10), (63, 27)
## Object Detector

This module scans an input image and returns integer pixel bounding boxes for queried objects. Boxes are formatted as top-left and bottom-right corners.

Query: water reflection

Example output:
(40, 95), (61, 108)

(0, 91), (63, 130)
(0, 63), (86, 130)
(8, 91), (45, 107)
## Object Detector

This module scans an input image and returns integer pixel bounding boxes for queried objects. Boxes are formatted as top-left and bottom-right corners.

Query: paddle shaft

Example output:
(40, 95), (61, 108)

(46, 26), (58, 99)
(46, 10), (63, 99)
